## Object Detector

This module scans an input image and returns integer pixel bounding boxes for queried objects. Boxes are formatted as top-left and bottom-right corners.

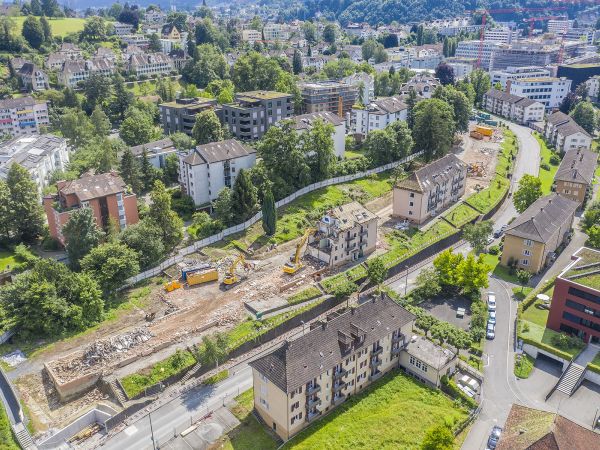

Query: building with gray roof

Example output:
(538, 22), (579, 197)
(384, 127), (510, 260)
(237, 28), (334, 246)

(544, 111), (593, 153)
(554, 147), (598, 206)
(351, 96), (408, 140)
(482, 88), (545, 124)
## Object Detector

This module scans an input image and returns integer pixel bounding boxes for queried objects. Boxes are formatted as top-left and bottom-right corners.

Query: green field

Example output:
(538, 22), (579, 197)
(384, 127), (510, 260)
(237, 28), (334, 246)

(286, 286), (322, 305)
(521, 301), (550, 328)
(519, 320), (584, 358)
(466, 175), (510, 214)
(0, 401), (19, 450)
(442, 202), (480, 228)
(13, 16), (88, 37)
(481, 253), (520, 283)
(534, 133), (559, 194)
(0, 250), (17, 272)
(495, 130), (517, 177)
(282, 371), (468, 450)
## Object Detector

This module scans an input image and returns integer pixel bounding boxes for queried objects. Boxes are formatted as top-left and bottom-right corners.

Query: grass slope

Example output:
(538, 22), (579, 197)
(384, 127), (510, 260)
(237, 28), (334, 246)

(533, 133), (559, 194)
(13, 17), (87, 37)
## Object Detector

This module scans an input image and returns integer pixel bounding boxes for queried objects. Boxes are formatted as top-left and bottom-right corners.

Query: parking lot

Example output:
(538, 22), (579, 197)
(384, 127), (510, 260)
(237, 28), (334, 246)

(420, 295), (472, 330)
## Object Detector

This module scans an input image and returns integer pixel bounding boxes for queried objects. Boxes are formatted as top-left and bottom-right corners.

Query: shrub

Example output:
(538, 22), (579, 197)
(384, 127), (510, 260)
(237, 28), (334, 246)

(540, 163), (550, 171)
(551, 332), (583, 350)
(440, 375), (477, 409)
(204, 369), (228, 385)
(488, 245), (499, 255)
(549, 154), (560, 165)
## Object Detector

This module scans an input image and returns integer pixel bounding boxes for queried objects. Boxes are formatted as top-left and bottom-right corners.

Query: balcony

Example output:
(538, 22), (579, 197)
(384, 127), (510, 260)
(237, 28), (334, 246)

(372, 346), (383, 356)
(370, 357), (382, 367)
(333, 381), (346, 392)
(369, 371), (383, 382)
(333, 394), (346, 405)
(307, 410), (321, 422)
(307, 396), (321, 408)
(333, 368), (348, 379)
(345, 235), (355, 241)
(391, 346), (402, 356)
(359, 230), (368, 236)
(306, 384), (321, 395)
(392, 334), (403, 343)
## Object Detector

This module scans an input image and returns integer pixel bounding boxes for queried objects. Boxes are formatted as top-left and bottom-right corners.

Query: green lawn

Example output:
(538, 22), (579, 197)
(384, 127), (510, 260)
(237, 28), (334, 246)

(442, 202), (480, 228)
(466, 175), (510, 214)
(481, 253), (519, 283)
(0, 401), (18, 450)
(286, 286), (322, 305)
(521, 302), (549, 328)
(282, 371), (468, 450)
(512, 286), (533, 300)
(519, 320), (584, 358)
(496, 130), (517, 177)
(533, 133), (559, 194)
(13, 16), (88, 37)
(0, 250), (17, 272)
(514, 353), (535, 379)
(345, 150), (365, 160)
(126, 79), (183, 97)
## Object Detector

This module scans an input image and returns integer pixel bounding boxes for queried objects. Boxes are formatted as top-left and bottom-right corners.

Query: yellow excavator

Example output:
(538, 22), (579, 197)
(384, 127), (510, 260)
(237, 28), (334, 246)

(223, 253), (253, 287)
(283, 228), (316, 274)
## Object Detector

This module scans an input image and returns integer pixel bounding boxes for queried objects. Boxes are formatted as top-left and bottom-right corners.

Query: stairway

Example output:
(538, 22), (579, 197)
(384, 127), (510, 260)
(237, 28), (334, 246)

(556, 363), (585, 396)
(110, 379), (128, 406)
(13, 422), (36, 449)
(181, 362), (202, 384)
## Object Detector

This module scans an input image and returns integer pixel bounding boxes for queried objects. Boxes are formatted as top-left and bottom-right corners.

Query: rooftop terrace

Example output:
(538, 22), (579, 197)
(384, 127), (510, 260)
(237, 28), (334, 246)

(560, 247), (600, 291)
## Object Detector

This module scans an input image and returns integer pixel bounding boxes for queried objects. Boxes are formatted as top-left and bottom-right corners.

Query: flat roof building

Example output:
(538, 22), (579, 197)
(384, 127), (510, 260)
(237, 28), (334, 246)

(159, 97), (220, 136)
(300, 81), (358, 118)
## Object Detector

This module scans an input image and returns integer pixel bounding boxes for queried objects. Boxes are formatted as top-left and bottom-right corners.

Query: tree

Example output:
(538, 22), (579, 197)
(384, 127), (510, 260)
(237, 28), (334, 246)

(412, 98), (455, 161)
(302, 21), (317, 43)
(181, 44), (228, 88)
(0, 181), (11, 241)
(90, 105), (110, 136)
(382, 33), (399, 48)
(170, 132), (194, 151)
(31, 0), (42, 15)
(120, 148), (143, 194)
(41, 0), (58, 17)
(367, 257), (388, 290)
(197, 333), (228, 368)
(148, 32), (161, 52)
(82, 73), (112, 114)
(570, 101), (596, 135)
(406, 89), (417, 129)
(261, 187), (277, 236)
(292, 49), (303, 75)
(213, 187), (234, 226)
(433, 85), (471, 132)
(230, 169), (258, 224)
(119, 107), (157, 146)
(435, 62), (455, 86)
(421, 424), (454, 450)
(80, 16), (106, 41)
(457, 254), (489, 295)
(323, 23), (336, 44)
(414, 267), (441, 299)
(513, 175), (543, 213)
(147, 180), (183, 250)
(109, 73), (134, 122)
(433, 249), (463, 288)
(81, 242), (139, 296)
(362, 39), (378, 61)
(469, 69), (491, 106)
(415, 312), (438, 338)
(232, 52), (284, 92)
(387, 121), (414, 161)
(588, 225), (600, 249)
(62, 207), (104, 271)
(516, 269), (532, 292)
(192, 109), (223, 145)
(6, 164), (44, 243)
(40, 15), (52, 42)
(462, 221), (493, 254)
(302, 119), (336, 182)
(364, 129), (397, 166)
(59, 108), (95, 148)
(22, 16), (44, 49)
(559, 91), (579, 114)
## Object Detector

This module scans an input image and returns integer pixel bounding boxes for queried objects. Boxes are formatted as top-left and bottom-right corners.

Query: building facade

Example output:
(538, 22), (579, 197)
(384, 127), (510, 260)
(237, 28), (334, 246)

(544, 111), (593, 153)
(43, 172), (139, 245)
(507, 77), (571, 109)
(222, 91), (293, 141)
(127, 53), (173, 77)
(553, 147), (597, 205)
(130, 137), (177, 169)
(351, 96), (408, 141)
(300, 81), (359, 118)
(306, 201), (378, 267)
(455, 40), (503, 71)
(0, 97), (49, 138)
(490, 66), (552, 90)
(399, 73), (441, 99)
(17, 63), (49, 91)
(482, 89), (545, 124)
(393, 154), (467, 224)
(485, 27), (517, 44)
(292, 112), (346, 158)
(178, 139), (256, 206)
(248, 294), (416, 441)
(500, 193), (578, 273)
(342, 72), (375, 105)
(159, 97), (220, 136)
(59, 59), (116, 87)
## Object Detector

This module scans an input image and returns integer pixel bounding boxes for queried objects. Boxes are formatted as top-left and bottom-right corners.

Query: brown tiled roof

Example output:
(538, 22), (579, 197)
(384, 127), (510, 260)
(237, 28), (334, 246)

(554, 147), (597, 185)
(496, 404), (600, 450)
(183, 139), (255, 165)
(248, 294), (415, 393)
(0, 96), (40, 109)
(396, 154), (466, 193)
(505, 193), (578, 243)
(59, 172), (127, 201)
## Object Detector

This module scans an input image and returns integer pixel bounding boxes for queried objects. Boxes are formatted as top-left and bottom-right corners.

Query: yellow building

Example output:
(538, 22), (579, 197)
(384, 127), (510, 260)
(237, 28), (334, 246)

(500, 193), (578, 273)
(248, 295), (416, 441)
(553, 147), (597, 206)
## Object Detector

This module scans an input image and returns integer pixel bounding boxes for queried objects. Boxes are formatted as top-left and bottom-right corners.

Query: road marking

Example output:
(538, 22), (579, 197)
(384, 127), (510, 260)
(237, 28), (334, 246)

(124, 425), (138, 436)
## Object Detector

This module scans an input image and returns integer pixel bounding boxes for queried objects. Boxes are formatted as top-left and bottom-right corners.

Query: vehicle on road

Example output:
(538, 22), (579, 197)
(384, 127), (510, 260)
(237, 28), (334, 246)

(493, 229), (502, 238)
(486, 322), (495, 340)
(488, 310), (496, 324)
(487, 236), (494, 244)
(487, 292), (497, 312)
(486, 425), (502, 449)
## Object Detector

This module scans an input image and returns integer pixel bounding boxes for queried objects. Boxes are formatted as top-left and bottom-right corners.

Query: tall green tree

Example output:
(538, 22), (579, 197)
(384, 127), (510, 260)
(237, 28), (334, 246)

(80, 16), (106, 41)
(59, 108), (95, 148)
(469, 69), (491, 106)
(62, 207), (104, 271)
(120, 148), (143, 194)
(120, 221), (165, 269)
(412, 98), (455, 161)
(6, 164), (44, 243)
(323, 23), (336, 44)
(148, 32), (161, 52)
(457, 254), (489, 295)
(421, 424), (454, 450)
(570, 101), (596, 135)
(433, 249), (463, 288)
(22, 16), (44, 49)
(81, 242), (139, 296)
(0, 181), (11, 241)
(41, 0), (58, 17)
(302, 119), (336, 182)
(109, 73), (134, 123)
(367, 257), (388, 290)
(31, 0), (43, 15)
(406, 89), (417, 129)
(462, 221), (493, 254)
(213, 187), (234, 226)
(433, 85), (471, 132)
(232, 51), (283, 92)
(90, 105), (111, 136)
(192, 109), (223, 145)
(292, 49), (303, 75)
(230, 169), (258, 224)
(181, 44), (228, 88)
(82, 73), (112, 114)
(513, 175), (543, 213)
(261, 187), (277, 236)
(40, 15), (52, 42)
(147, 180), (183, 250)
(140, 149), (160, 191)
(119, 107), (158, 146)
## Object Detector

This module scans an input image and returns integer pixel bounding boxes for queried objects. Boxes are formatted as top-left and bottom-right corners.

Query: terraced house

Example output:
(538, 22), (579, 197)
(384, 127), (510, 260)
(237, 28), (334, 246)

(248, 294), (415, 441)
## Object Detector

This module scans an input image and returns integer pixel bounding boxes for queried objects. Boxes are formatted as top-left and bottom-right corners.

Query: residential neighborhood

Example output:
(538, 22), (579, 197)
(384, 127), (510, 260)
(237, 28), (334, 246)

(1, 1), (600, 449)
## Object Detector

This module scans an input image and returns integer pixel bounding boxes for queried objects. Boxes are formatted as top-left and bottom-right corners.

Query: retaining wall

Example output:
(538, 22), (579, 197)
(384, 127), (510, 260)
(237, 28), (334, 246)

(45, 363), (102, 402)
(522, 343), (570, 370)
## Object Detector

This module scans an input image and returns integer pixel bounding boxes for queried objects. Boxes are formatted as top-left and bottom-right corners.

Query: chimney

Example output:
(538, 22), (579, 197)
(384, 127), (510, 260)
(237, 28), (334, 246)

(321, 321), (327, 330)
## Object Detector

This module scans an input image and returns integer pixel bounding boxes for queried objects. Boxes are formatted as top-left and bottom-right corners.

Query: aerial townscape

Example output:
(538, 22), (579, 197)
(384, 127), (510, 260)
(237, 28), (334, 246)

(4, 0), (600, 449)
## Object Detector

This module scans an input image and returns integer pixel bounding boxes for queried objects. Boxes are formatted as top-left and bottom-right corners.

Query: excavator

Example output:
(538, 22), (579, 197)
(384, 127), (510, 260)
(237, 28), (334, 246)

(223, 253), (253, 287)
(283, 228), (316, 274)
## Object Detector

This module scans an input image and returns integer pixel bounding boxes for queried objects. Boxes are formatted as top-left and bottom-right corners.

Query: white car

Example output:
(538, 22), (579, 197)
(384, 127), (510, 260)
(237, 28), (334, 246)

(488, 292), (497, 312)
(486, 322), (495, 340)
(488, 310), (496, 324)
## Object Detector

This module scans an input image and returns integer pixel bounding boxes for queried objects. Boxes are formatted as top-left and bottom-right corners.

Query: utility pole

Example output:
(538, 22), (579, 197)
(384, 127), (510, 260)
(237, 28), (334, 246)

(404, 265), (409, 296)
(149, 412), (156, 450)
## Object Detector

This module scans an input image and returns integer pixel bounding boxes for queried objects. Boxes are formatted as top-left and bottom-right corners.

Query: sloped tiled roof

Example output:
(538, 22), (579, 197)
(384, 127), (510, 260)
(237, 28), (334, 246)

(396, 154), (466, 193)
(364, 96), (407, 115)
(130, 137), (175, 157)
(249, 294), (415, 393)
(554, 147), (597, 185)
(59, 172), (127, 201)
(505, 193), (578, 243)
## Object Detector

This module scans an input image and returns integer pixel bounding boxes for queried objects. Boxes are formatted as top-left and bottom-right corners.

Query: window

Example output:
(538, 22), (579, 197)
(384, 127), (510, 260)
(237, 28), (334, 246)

(409, 201), (413, 206)
(523, 249), (531, 256)
(524, 239), (533, 247)
(409, 192), (415, 198)
(522, 259), (529, 266)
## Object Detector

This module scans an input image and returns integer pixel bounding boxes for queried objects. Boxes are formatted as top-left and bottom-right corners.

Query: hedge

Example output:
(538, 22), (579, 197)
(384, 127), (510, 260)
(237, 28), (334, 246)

(587, 363), (600, 375)
(204, 369), (229, 385)
(519, 335), (573, 361)
(521, 277), (556, 312)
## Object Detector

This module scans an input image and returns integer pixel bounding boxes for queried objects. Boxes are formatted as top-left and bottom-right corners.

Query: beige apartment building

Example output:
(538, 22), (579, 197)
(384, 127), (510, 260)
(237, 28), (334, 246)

(248, 294), (416, 441)
(553, 147), (597, 206)
(306, 201), (378, 267)
(393, 154), (467, 224)
(501, 193), (578, 274)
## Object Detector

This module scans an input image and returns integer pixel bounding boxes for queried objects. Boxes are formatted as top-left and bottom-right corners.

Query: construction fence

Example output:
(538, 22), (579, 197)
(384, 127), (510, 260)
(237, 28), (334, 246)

(123, 151), (423, 287)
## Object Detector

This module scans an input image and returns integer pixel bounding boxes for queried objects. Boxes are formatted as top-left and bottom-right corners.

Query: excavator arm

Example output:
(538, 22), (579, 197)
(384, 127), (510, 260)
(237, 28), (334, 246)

(283, 227), (316, 274)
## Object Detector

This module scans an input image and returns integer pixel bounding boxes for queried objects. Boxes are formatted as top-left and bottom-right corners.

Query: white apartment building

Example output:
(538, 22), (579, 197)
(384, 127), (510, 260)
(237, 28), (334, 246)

(263, 23), (289, 41)
(485, 27), (517, 44)
(455, 40), (504, 71)
(399, 73), (441, 99)
(342, 72), (374, 105)
(422, 17), (479, 36)
(482, 89), (545, 124)
(127, 53), (174, 77)
(17, 63), (49, 91)
(121, 35), (150, 47)
(351, 96), (407, 141)
(444, 57), (475, 80)
(548, 19), (570, 35)
(242, 29), (261, 43)
(544, 111), (592, 153)
(59, 59), (116, 87)
(508, 77), (571, 109)
(0, 97), (49, 138)
(113, 22), (135, 36)
(585, 75), (600, 101)
(490, 66), (552, 90)
(292, 112), (346, 159)
(0, 134), (69, 194)
(178, 139), (257, 206)
(306, 201), (378, 266)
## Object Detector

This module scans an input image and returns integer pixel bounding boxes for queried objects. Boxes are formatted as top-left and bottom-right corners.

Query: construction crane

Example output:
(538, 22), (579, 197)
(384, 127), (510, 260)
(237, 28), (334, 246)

(523, 15), (568, 37)
(283, 228), (316, 274)
(223, 253), (253, 286)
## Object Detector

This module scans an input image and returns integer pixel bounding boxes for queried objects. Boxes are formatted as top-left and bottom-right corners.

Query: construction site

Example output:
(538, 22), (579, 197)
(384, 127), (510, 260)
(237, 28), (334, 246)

(460, 124), (503, 196)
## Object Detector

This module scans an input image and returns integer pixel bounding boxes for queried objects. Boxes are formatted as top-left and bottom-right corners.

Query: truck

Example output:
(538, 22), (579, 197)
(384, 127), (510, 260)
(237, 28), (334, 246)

(475, 125), (493, 137)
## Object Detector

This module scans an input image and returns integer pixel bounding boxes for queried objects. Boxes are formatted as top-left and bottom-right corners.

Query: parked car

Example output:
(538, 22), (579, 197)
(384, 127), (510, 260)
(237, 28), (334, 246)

(493, 229), (502, 238)
(488, 292), (497, 312)
(501, 224), (508, 231)
(486, 322), (495, 340)
(486, 425), (502, 449)
(487, 236), (494, 244)
(488, 310), (496, 324)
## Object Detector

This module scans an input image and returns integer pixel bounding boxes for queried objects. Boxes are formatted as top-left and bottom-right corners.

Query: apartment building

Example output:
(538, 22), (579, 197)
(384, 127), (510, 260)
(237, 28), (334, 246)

(586, 75), (600, 101)
(178, 139), (256, 206)
(248, 294), (416, 441)
(485, 27), (517, 44)
(95, 46), (116, 62)
(222, 91), (293, 141)
(113, 21), (135, 36)
(159, 97), (220, 136)
(242, 29), (261, 43)
(553, 147), (597, 205)
(455, 40), (504, 71)
(300, 81), (359, 118)
(393, 154), (467, 224)
(399, 73), (441, 99)
(547, 19), (570, 35)
(59, 59), (116, 88)
(43, 172), (139, 244)
(547, 247), (600, 344)
(263, 23), (289, 41)
(0, 134), (69, 194)
(342, 72), (374, 105)
(351, 96), (408, 141)
(0, 97), (49, 138)
(490, 41), (587, 71)
(292, 112), (345, 158)
(306, 201), (378, 266)
(17, 63), (49, 91)
(444, 57), (475, 80)
(490, 66), (552, 90)
(544, 111), (592, 153)
(127, 53), (174, 77)
(121, 35), (150, 47)
(508, 77), (571, 109)
(482, 89), (545, 124)
(130, 137), (177, 169)
(421, 17), (479, 36)
(500, 193), (578, 274)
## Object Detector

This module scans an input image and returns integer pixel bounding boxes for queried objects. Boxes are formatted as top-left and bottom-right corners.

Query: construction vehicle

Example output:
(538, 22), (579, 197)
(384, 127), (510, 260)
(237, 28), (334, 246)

(223, 253), (253, 287)
(475, 125), (493, 137)
(283, 228), (316, 274)
(164, 279), (182, 292)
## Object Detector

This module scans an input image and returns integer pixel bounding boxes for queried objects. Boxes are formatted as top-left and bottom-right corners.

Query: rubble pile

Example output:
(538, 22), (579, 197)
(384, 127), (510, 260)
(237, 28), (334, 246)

(82, 328), (153, 367)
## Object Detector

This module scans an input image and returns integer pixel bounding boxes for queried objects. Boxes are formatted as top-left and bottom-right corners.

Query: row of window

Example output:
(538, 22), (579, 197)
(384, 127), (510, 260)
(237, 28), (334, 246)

(562, 311), (600, 332)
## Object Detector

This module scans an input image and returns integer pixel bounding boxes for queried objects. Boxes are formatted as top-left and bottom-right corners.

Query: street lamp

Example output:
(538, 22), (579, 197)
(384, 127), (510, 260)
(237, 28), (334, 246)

(404, 265), (409, 296)
(301, 320), (305, 335)
(149, 412), (156, 450)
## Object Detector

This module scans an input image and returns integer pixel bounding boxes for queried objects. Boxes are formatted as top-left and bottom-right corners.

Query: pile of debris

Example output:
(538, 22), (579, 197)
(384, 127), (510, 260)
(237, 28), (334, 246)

(82, 328), (153, 367)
